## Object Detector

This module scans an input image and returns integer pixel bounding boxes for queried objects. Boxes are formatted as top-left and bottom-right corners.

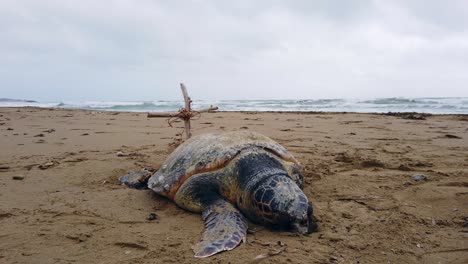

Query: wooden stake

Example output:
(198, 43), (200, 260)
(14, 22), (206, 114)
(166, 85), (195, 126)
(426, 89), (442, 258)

(180, 83), (192, 139)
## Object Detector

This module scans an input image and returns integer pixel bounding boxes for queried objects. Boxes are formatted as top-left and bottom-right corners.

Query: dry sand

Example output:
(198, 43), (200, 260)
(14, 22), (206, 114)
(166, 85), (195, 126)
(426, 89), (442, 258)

(0, 107), (467, 264)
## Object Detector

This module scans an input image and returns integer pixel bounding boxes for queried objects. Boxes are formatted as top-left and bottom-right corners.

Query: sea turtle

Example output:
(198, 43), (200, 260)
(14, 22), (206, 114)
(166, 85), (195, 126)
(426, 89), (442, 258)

(120, 131), (317, 258)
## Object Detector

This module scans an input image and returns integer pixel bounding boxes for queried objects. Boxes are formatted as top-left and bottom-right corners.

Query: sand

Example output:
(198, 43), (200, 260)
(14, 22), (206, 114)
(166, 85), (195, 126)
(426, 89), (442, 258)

(0, 107), (467, 264)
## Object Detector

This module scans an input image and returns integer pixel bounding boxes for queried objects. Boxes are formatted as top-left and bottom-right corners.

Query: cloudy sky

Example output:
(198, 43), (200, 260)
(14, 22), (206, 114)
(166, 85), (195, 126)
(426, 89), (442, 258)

(1, 0), (468, 101)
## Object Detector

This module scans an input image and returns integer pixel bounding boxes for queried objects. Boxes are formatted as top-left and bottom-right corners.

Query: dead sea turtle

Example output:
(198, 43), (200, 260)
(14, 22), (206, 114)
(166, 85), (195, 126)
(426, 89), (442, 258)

(120, 131), (317, 258)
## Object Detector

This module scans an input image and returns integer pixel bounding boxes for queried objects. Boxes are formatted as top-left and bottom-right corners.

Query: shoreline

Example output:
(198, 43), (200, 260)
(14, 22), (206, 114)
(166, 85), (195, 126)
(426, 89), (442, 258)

(0, 107), (467, 263)
(3, 106), (468, 116)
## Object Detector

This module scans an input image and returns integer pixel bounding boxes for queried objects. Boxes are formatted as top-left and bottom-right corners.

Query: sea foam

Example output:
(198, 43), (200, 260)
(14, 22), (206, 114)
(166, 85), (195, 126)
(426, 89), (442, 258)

(1, 97), (467, 114)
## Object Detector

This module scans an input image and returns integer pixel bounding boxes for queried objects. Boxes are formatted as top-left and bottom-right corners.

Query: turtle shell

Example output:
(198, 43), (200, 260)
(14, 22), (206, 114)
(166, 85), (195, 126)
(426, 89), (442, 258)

(147, 131), (302, 199)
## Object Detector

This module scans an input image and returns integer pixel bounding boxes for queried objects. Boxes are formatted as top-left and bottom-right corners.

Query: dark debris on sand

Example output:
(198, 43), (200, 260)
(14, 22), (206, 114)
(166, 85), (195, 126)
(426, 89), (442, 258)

(382, 112), (431, 120)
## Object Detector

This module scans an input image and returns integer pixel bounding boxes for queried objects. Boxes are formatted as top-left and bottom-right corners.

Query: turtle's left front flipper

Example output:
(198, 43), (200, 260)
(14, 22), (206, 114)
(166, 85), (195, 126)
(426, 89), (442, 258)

(193, 199), (248, 258)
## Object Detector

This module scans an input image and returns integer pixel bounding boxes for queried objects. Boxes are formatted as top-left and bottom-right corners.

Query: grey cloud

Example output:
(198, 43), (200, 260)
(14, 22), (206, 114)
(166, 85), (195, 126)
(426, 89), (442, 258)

(1, 0), (467, 101)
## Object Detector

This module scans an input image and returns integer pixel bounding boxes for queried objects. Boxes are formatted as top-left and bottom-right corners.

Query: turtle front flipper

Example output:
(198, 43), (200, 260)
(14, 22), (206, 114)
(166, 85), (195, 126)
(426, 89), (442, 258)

(193, 199), (248, 258)
(119, 170), (153, 190)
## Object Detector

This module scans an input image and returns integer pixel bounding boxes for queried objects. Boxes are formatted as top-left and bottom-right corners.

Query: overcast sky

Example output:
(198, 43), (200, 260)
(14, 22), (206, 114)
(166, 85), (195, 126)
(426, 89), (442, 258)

(1, 0), (468, 101)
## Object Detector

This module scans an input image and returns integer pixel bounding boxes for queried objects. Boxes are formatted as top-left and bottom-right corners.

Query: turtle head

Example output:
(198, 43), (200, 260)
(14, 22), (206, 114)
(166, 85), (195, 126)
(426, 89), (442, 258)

(250, 174), (317, 234)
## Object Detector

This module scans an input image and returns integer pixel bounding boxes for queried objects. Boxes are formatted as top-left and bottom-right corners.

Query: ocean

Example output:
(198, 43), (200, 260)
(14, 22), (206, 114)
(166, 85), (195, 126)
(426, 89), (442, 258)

(1, 97), (468, 114)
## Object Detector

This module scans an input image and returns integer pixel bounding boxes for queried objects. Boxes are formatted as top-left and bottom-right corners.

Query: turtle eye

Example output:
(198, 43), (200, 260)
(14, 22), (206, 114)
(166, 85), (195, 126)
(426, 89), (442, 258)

(300, 218), (308, 226)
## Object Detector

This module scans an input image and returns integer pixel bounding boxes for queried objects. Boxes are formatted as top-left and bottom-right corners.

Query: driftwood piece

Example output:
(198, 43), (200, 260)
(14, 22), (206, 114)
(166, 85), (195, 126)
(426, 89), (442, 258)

(146, 83), (218, 139)
(147, 106), (219, 118)
(147, 112), (180, 118)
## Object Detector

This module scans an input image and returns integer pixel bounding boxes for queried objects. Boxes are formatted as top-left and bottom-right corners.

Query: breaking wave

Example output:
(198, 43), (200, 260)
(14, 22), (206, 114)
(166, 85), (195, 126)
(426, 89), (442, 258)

(1, 97), (467, 114)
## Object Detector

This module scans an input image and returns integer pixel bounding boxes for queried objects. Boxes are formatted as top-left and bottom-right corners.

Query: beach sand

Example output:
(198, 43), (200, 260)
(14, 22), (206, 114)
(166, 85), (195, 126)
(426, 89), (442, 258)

(0, 107), (467, 264)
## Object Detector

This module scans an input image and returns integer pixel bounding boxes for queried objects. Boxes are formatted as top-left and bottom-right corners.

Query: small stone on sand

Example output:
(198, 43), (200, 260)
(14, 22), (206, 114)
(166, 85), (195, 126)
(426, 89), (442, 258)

(116, 151), (126, 157)
(147, 213), (158, 221)
(411, 174), (427, 181)
(445, 134), (461, 139)
(39, 161), (56, 170)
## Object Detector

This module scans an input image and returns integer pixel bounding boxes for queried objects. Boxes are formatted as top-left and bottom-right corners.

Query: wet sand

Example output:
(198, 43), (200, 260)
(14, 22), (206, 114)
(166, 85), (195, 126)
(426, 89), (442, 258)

(0, 107), (467, 264)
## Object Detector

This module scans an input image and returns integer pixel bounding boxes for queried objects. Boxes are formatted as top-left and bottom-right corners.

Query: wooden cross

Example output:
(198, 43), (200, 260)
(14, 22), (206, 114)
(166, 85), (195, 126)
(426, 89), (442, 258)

(147, 83), (218, 139)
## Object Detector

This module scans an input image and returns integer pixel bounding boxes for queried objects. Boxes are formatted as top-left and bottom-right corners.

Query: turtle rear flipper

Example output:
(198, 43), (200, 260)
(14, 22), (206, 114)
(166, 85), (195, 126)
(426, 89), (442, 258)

(119, 170), (152, 190)
(194, 199), (248, 258)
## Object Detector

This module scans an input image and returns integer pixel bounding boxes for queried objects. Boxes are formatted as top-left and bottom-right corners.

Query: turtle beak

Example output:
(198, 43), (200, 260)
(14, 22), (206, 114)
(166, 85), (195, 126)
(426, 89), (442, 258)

(291, 201), (318, 235)
(291, 220), (308, 234)
(291, 215), (317, 235)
